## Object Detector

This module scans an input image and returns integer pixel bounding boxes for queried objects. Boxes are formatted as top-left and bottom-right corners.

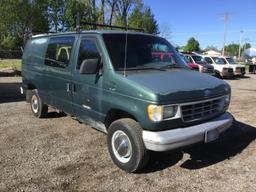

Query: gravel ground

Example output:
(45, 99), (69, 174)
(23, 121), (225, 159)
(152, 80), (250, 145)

(0, 75), (256, 192)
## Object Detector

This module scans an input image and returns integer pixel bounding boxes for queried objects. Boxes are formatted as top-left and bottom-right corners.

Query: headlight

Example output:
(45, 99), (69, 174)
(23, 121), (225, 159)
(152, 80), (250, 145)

(223, 94), (231, 111)
(224, 94), (230, 105)
(163, 105), (178, 119)
(202, 67), (207, 72)
(147, 105), (178, 122)
(147, 105), (163, 122)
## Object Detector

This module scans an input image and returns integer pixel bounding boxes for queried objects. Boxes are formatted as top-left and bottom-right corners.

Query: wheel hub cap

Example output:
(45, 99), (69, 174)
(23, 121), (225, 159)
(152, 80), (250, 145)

(112, 130), (132, 163)
(31, 95), (38, 113)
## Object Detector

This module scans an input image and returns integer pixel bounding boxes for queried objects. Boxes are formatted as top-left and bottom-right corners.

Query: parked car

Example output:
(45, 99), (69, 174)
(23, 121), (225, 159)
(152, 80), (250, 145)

(179, 53), (199, 71)
(152, 51), (173, 62)
(21, 31), (233, 173)
(202, 56), (234, 79)
(221, 57), (246, 76)
(182, 53), (214, 75)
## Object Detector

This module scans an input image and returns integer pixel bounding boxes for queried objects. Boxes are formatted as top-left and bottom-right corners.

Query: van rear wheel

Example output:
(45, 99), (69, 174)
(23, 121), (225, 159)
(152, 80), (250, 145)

(107, 118), (149, 173)
(30, 89), (48, 118)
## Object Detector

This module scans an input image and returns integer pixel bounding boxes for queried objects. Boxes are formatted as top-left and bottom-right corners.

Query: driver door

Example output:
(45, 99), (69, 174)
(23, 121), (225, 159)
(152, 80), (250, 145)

(72, 36), (105, 125)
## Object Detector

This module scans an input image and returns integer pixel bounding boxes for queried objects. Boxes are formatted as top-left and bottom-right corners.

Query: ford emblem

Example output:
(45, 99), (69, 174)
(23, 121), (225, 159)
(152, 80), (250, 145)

(204, 89), (211, 97)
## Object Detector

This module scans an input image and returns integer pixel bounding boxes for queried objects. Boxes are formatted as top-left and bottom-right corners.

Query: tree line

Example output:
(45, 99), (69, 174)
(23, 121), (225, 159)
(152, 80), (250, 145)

(182, 37), (251, 57)
(0, 0), (159, 50)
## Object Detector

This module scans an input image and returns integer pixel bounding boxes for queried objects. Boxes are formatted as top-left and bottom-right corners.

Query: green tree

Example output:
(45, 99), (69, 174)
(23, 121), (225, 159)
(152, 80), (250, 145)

(223, 43), (252, 57)
(224, 43), (239, 56)
(0, 0), (160, 49)
(1, 35), (21, 49)
(184, 37), (200, 52)
(115, 0), (136, 26)
(0, 0), (49, 48)
(243, 43), (251, 50)
(142, 7), (159, 34)
(128, 4), (158, 34)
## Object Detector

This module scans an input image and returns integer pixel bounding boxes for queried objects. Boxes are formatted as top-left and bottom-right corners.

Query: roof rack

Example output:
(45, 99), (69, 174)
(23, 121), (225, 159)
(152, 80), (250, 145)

(29, 22), (144, 36)
(31, 30), (56, 34)
(78, 22), (144, 32)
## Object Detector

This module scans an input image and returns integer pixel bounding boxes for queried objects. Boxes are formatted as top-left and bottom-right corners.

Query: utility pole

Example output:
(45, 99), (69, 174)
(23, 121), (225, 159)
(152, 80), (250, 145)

(238, 30), (244, 60)
(221, 12), (232, 56)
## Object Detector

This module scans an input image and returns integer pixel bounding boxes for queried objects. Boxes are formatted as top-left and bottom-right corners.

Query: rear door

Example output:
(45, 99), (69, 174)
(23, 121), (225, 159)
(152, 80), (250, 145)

(44, 35), (76, 114)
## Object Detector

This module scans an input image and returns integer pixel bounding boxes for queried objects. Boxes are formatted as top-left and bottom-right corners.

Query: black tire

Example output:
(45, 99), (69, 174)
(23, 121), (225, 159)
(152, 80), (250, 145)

(107, 118), (149, 173)
(214, 70), (222, 79)
(30, 89), (48, 118)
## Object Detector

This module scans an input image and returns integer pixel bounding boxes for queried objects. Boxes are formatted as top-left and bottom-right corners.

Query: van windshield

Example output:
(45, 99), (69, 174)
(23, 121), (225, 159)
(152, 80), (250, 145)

(103, 34), (186, 70)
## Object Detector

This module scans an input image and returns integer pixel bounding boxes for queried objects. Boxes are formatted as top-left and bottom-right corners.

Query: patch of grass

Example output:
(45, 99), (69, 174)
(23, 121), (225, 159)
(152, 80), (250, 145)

(0, 59), (21, 71)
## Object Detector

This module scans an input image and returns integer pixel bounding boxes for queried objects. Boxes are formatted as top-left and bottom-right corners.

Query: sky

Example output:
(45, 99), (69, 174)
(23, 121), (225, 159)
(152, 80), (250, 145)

(144, 0), (256, 49)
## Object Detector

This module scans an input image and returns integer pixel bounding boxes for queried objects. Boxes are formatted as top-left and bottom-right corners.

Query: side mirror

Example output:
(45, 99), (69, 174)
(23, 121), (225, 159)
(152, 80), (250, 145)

(79, 58), (100, 74)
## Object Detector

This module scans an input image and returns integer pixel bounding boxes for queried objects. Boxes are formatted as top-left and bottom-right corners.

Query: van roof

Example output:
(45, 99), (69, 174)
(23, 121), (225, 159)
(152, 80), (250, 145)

(32, 30), (155, 39)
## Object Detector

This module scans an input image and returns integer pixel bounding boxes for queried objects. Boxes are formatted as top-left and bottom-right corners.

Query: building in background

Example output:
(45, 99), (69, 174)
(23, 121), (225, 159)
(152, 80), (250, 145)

(203, 50), (221, 56)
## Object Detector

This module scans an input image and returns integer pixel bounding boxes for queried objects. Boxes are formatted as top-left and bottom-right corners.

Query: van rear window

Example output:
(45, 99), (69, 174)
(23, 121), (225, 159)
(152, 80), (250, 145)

(45, 36), (75, 68)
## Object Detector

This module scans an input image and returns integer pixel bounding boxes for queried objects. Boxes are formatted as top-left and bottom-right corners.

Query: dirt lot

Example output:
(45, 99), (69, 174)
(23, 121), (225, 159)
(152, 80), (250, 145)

(0, 74), (256, 192)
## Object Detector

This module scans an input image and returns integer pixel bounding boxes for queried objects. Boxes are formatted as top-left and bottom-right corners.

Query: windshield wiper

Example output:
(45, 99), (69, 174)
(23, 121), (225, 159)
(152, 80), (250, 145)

(125, 66), (166, 71)
(159, 64), (183, 69)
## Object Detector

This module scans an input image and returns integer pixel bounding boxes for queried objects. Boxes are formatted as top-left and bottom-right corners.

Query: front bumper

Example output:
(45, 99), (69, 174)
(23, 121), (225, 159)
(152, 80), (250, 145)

(221, 71), (234, 78)
(143, 112), (233, 151)
(234, 69), (246, 76)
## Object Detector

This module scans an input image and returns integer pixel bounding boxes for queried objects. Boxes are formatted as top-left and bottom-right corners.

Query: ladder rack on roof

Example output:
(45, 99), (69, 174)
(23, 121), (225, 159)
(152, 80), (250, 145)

(29, 22), (144, 36)
(78, 22), (144, 32)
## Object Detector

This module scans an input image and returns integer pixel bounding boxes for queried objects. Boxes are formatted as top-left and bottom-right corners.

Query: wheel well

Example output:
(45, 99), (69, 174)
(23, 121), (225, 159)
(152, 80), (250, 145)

(25, 83), (37, 102)
(105, 109), (137, 129)
(27, 83), (36, 90)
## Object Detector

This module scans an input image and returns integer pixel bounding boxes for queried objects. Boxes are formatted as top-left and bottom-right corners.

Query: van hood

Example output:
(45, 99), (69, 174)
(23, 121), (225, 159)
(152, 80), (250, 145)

(227, 64), (244, 68)
(126, 69), (229, 103)
(199, 63), (214, 69)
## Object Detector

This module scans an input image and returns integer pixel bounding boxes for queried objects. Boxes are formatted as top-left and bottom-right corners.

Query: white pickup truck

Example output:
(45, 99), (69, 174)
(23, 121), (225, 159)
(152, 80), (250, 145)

(202, 56), (234, 78)
(221, 57), (246, 76)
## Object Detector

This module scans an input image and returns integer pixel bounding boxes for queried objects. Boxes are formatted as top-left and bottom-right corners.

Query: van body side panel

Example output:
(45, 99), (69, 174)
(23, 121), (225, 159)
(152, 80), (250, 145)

(44, 67), (72, 113)
(43, 35), (77, 114)
(22, 37), (49, 101)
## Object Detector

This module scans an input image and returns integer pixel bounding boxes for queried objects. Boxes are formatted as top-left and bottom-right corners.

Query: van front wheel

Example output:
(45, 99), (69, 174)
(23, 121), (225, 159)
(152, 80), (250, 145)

(30, 90), (48, 118)
(107, 118), (149, 173)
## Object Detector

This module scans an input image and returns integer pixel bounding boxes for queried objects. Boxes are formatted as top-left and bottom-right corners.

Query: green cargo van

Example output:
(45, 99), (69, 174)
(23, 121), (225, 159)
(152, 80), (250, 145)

(21, 30), (233, 172)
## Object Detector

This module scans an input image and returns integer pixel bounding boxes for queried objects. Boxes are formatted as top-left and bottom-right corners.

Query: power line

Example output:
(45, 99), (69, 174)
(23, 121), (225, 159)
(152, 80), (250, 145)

(172, 29), (256, 36)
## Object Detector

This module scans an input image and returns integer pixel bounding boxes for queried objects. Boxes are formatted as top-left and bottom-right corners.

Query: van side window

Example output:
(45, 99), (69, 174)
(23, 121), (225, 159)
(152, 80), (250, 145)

(45, 36), (75, 68)
(77, 39), (100, 70)
(205, 57), (213, 64)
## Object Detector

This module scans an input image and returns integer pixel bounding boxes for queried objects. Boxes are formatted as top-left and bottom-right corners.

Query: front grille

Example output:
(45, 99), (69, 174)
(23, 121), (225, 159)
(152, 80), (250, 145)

(236, 67), (245, 73)
(181, 97), (225, 122)
(206, 68), (214, 73)
(228, 68), (233, 73)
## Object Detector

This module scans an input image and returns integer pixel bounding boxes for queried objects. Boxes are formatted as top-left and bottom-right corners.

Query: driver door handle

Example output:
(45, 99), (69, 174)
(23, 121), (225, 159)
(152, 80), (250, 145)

(66, 83), (71, 93)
